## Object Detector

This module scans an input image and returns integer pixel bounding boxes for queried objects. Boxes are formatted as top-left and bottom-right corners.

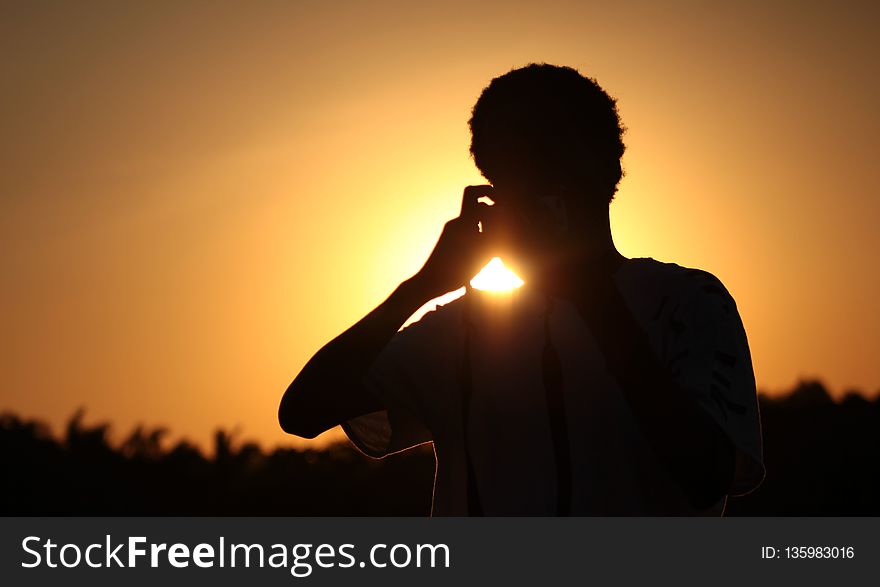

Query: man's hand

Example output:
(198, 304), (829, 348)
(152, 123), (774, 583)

(279, 185), (499, 439)
(412, 185), (496, 299)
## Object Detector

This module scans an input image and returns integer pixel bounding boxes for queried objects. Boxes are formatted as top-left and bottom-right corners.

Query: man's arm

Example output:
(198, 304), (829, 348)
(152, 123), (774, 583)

(572, 274), (737, 510)
(279, 185), (494, 439)
(278, 275), (436, 438)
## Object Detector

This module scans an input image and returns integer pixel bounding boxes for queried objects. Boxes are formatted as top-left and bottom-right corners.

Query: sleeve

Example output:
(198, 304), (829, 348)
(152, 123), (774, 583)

(341, 297), (465, 459)
(663, 271), (766, 496)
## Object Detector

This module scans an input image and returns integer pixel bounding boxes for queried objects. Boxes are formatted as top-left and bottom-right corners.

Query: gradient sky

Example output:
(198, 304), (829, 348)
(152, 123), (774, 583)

(3, 0), (879, 451)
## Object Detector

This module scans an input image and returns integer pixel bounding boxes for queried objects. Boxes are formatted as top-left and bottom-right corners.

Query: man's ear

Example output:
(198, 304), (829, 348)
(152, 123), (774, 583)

(537, 194), (570, 236)
(553, 196), (570, 235)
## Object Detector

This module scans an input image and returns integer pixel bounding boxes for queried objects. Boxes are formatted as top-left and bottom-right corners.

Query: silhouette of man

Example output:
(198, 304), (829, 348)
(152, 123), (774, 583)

(279, 63), (764, 515)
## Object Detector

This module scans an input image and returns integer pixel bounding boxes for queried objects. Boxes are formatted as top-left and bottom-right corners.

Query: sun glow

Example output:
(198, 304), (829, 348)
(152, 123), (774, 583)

(470, 257), (525, 292)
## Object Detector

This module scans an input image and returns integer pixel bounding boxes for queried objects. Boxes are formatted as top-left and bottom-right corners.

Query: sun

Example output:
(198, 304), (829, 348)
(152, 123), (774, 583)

(470, 257), (525, 292)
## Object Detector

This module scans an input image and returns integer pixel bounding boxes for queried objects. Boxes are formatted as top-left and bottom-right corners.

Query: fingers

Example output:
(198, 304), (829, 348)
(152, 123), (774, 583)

(475, 201), (493, 218)
(461, 184), (495, 221)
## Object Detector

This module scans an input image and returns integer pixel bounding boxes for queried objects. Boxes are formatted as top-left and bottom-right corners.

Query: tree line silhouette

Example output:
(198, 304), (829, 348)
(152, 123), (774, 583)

(2, 379), (877, 515)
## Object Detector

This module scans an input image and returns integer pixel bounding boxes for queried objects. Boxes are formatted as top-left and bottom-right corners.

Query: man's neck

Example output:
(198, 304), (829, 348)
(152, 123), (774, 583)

(577, 213), (627, 272)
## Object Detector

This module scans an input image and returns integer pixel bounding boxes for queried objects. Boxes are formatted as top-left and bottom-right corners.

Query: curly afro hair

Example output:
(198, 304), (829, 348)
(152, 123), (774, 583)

(469, 63), (626, 204)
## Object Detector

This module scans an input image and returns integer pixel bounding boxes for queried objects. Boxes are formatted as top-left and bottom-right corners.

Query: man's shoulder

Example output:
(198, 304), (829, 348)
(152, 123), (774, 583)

(625, 257), (734, 298)
(622, 258), (741, 323)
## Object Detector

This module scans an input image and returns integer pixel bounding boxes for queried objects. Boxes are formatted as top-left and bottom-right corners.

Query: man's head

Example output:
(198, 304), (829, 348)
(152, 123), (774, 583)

(469, 63), (626, 209)
(468, 64), (627, 286)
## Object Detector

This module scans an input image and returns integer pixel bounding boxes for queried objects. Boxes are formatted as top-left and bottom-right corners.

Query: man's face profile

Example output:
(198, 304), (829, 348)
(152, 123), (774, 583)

(467, 63), (627, 280)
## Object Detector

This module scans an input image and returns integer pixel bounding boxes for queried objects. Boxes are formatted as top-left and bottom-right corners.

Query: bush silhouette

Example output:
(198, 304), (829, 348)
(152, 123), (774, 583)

(2, 379), (878, 515)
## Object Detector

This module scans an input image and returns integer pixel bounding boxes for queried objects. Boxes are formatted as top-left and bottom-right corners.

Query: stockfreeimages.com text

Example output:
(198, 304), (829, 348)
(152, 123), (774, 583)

(21, 535), (450, 578)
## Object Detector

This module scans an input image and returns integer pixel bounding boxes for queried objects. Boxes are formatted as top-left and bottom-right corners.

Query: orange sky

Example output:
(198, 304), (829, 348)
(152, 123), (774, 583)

(2, 1), (879, 451)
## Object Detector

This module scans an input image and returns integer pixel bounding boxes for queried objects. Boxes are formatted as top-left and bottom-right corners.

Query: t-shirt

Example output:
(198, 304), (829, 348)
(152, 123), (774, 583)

(342, 257), (765, 515)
